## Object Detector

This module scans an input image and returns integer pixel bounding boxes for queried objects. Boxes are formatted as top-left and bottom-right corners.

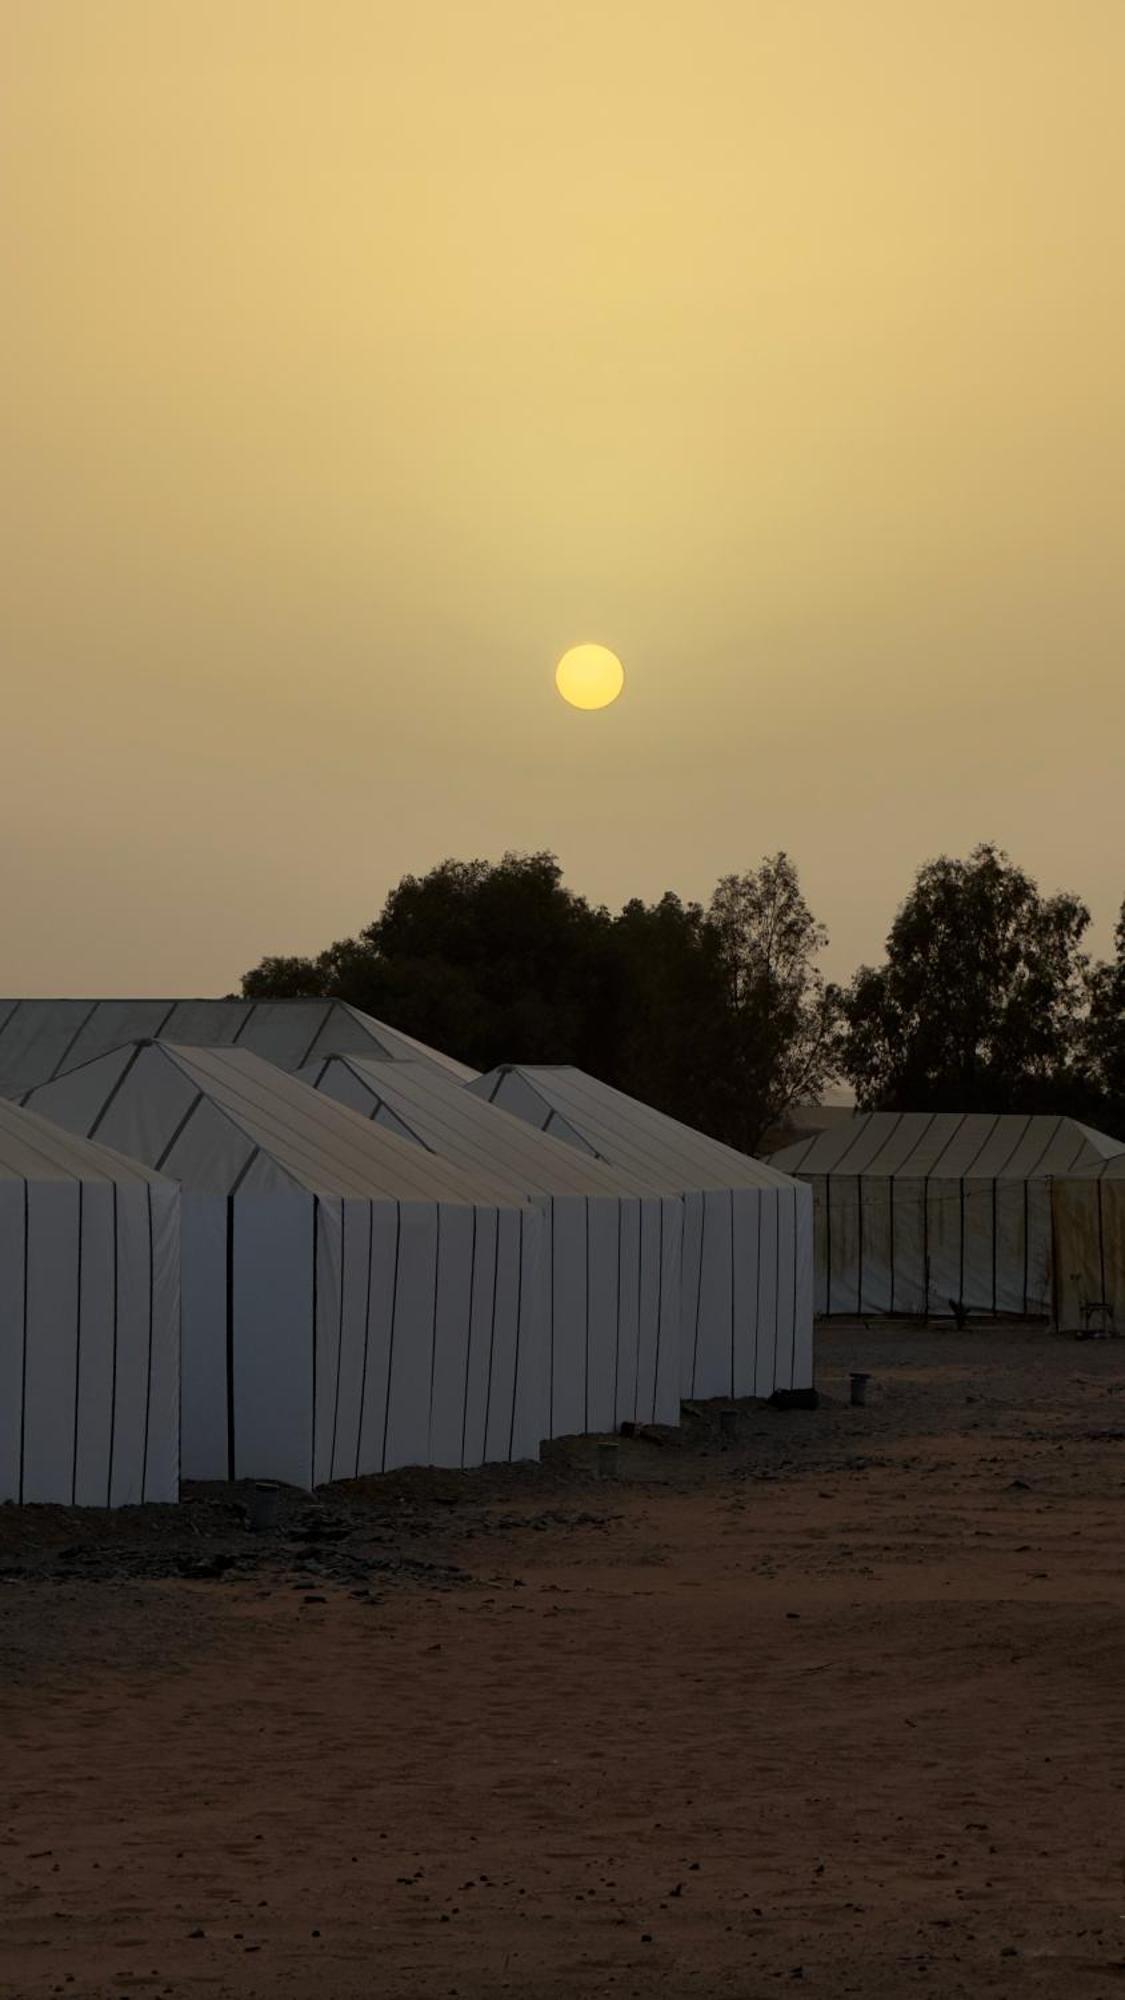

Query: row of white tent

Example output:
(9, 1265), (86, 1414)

(0, 999), (814, 1506)
(769, 1111), (1125, 1329)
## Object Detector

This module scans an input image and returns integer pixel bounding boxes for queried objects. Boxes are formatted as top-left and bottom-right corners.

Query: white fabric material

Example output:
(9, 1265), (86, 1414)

(19, 1043), (543, 1485)
(770, 1112), (1122, 1319)
(0, 997), (477, 1093)
(0, 1099), (180, 1507)
(473, 1065), (815, 1400)
(296, 1055), (684, 1436)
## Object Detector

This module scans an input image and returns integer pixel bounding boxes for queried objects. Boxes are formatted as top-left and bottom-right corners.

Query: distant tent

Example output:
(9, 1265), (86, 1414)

(20, 1044), (543, 1486)
(0, 1097), (179, 1507)
(296, 1055), (684, 1433)
(1049, 1150), (1125, 1334)
(468, 1066), (814, 1401)
(768, 1112), (1125, 1319)
(0, 997), (477, 1095)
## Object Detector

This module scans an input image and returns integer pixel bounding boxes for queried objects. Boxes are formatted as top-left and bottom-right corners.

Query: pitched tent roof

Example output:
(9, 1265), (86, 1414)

(19, 1042), (516, 1204)
(295, 1055), (675, 1202)
(769, 1111), (1125, 1181)
(468, 1065), (797, 1193)
(0, 1093), (170, 1186)
(0, 998), (477, 1096)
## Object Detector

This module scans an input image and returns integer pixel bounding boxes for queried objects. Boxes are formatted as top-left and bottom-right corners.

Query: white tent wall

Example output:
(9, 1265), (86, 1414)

(296, 1054), (684, 1437)
(1052, 1169), (1125, 1333)
(809, 1174), (1054, 1318)
(0, 1169), (179, 1507)
(19, 1042), (546, 1487)
(473, 1065), (814, 1404)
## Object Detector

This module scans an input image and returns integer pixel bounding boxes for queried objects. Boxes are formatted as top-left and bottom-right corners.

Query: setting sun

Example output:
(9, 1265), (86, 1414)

(554, 644), (626, 711)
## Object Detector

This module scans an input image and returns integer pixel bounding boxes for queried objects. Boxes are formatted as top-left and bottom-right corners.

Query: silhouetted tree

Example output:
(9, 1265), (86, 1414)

(1080, 899), (1125, 1136)
(707, 853), (840, 1149)
(837, 843), (1091, 1113)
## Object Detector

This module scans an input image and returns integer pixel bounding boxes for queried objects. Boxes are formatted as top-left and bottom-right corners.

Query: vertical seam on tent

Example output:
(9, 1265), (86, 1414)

(791, 1187), (799, 1388)
(298, 1001), (336, 1068)
(106, 1184), (119, 1507)
(507, 1211), (524, 1460)
(482, 1213), (501, 1456)
(1097, 1178), (1107, 1320)
(774, 1192), (782, 1388)
(583, 1197), (591, 1434)
(984, 1176), (992, 1320)
(88, 1043), (147, 1139)
(612, 1202), (623, 1428)
(690, 1196), (706, 1398)
(889, 1175), (896, 1315)
(379, 1205), (401, 1475)
(922, 1179), (930, 1321)
(426, 1206), (442, 1459)
(355, 1202), (376, 1479)
(729, 1187), (736, 1401)
(330, 1200), (348, 1482)
(225, 1194), (236, 1481)
(547, 1207), (555, 1438)
(824, 1176), (833, 1315)
(154, 1092), (205, 1170)
(459, 1207), (477, 1469)
(1022, 1181), (1029, 1316)
(49, 1001), (99, 1081)
(311, 1197), (320, 1486)
(958, 1180), (966, 1310)
(0, 997), (21, 1045)
(855, 1175), (864, 1316)
(754, 1196), (764, 1387)
(633, 1199), (645, 1424)
(141, 1184), (154, 1500)
(18, 1182), (30, 1505)
(654, 1196), (666, 1418)
(230, 1002), (258, 1045)
(71, 1181), (84, 1504)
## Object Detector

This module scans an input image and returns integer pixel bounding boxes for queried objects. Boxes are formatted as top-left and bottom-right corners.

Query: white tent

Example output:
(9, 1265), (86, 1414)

(768, 1111), (1125, 1319)
(296, 1054), (684, 1434)
(0, 997), (477, 1095)
(1036, 1149), (1125, 1334)
(0, 1097), (179, 1507)
(469, 1066), (814, 1401)
(20, 1043), (544, 1486)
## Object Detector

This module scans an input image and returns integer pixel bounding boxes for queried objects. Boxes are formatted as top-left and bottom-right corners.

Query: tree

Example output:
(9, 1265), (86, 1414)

(1081, 899), (1125, 1137)
(837, 843), (1091, 1113)
(706, 853), (840, 1151)
(243, 852), (614, 1074)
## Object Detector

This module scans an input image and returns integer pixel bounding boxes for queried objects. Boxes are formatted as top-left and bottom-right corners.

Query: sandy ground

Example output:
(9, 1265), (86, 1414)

(2, 1322), (1124, 2000)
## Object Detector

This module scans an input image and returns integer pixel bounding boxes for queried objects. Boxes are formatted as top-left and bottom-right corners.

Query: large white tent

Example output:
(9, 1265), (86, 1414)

(469, 1066), (814, 1401)
(296, 1054), (684, 1434)
(20, 1043), (544, 1486)
(769, 1111), (1125, 1319)
(0, 1097), (179, 1507)
(0, 997), (477, 1095)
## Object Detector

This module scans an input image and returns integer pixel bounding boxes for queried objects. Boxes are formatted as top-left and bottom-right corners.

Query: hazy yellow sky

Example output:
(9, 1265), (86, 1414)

(3, 1), (1123, 996)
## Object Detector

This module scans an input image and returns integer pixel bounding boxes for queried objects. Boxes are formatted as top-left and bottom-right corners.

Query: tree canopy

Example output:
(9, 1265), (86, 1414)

(242, 843), (1125, 1148)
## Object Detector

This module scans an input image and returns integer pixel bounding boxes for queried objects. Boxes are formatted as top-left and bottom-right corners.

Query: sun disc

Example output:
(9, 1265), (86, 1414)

(555, 643), (625, 711)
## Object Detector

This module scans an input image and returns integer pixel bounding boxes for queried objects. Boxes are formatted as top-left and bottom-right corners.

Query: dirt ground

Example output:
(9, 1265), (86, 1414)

(2, 1322), (1124, 2000)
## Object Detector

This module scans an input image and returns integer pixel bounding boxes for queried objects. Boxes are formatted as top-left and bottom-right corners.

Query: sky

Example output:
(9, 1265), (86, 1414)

(3, 0), (1123, 997)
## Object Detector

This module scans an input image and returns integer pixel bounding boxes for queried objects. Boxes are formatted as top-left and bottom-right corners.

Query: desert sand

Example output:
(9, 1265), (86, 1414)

(2, 1322), (1123, 1999)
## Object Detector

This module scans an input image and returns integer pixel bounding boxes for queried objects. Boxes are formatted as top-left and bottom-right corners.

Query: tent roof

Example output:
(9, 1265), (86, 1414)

(20, 1043), (519, 1202)
(469, 1065), (796, 1193)
(298, 1055), (674, 1200)
(0, 997), (477, 1095)
(769, 1111), (1125, 1180)
(0, 1095), (169, 1187)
